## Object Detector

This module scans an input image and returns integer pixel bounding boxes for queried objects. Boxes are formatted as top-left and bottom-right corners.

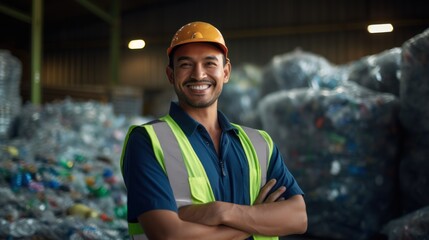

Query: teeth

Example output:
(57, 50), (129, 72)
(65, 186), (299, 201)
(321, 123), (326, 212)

(189, 85), (209, 90)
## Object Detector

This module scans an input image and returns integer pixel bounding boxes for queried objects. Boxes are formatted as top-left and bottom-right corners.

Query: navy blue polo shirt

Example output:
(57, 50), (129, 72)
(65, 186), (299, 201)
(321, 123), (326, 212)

(123, 102), (303, 224)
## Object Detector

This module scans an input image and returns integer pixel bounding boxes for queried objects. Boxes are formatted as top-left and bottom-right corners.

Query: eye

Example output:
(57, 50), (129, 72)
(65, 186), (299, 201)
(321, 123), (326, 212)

(178, 62), (192, 68)
(205, 61), (217, 67)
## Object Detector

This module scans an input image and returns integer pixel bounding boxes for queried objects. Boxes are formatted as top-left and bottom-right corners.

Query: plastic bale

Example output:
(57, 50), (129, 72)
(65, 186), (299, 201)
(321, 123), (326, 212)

(258, 82), (401, 240)
(399, 129), (429, 214)
(399, 28), (429, 214)
(260, 49), (344, 98)
(399, 28), (429, 133)
(346, 48), (401, 97)
(0, 50), (22, 141)
(218, 63), (263, 127)
(381, 205), (429, 240)
(399, 145), (429, 215)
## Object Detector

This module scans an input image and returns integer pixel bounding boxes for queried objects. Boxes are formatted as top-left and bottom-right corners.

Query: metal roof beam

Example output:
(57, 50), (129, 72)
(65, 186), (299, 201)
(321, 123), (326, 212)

(0, 3), (31, 23)
(31, 0), (43, 105)
(74, 0), (113, 24)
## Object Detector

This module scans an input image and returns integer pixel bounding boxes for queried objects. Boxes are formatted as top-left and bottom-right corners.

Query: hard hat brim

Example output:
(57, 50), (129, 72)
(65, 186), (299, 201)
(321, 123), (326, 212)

(167, 39), (228, 57)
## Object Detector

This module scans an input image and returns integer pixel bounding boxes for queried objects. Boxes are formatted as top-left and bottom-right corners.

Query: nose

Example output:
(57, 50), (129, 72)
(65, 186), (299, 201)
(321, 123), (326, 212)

(191, 63), (206, 80)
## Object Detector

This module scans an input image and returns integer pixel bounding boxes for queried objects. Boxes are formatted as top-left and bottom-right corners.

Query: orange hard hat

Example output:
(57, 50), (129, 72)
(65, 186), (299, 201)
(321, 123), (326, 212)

(167, 21), (228, 57)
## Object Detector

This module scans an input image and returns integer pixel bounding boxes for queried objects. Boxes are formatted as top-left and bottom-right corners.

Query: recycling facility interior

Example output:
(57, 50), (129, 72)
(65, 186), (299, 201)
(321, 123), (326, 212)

(0, 0), (429, 239)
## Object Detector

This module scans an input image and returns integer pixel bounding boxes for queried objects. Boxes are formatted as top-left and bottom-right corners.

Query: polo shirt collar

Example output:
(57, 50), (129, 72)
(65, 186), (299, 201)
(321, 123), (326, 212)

(168, 102), (237, 136)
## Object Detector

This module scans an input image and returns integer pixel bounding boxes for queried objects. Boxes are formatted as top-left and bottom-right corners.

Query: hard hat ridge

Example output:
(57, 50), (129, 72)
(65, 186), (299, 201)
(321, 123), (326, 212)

(167, 21), (228, 57)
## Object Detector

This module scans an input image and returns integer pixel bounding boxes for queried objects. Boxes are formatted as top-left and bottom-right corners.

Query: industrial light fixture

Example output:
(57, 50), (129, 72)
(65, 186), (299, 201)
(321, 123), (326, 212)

(128, 39), (146, 49)
(367, 23), (394, 33)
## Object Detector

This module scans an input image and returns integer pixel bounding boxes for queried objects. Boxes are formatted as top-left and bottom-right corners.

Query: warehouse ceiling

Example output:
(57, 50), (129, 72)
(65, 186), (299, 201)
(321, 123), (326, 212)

(1, 0), (428, 52)
(0, 0), (182, 25)
(0, 0), (189, 49)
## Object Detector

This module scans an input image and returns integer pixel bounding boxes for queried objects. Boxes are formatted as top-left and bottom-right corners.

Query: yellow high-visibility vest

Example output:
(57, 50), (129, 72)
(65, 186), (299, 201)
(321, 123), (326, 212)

(120, 115), (278, 240)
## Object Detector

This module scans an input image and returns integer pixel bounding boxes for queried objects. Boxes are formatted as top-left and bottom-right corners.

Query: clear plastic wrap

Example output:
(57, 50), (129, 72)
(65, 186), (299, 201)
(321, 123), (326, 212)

(260, 49), (344, 97)
(399, 145), (429, 215)
(399, 28), (429, 214)
(346, 48), (401, 97)
(259, 81), (400, 240)
(399, 28), (429, 133)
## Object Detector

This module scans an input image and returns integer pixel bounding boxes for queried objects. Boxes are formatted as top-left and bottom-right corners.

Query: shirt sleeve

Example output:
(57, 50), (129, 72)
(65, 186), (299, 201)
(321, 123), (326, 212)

(122, 126), (177, 222)
(267, 143), (304, 199)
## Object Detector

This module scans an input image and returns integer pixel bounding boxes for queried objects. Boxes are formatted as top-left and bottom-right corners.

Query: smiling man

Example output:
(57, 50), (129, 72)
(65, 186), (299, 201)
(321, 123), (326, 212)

(121, 21), (307, 240)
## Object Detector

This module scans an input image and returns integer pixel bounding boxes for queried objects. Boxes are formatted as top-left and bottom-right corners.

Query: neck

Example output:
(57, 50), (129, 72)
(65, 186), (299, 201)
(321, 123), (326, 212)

(189, 108), (218, 131)
(179, 102), (219, 130)
(180, 102), (221, 153)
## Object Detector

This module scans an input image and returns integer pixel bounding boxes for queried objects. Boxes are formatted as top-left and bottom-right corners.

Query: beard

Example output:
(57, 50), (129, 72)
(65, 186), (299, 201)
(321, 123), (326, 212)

(174, 79), (222, 109)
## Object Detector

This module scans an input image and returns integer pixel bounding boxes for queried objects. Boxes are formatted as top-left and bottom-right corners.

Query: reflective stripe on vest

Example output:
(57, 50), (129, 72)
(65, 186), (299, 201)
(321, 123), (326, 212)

(122, 115), (277, 240)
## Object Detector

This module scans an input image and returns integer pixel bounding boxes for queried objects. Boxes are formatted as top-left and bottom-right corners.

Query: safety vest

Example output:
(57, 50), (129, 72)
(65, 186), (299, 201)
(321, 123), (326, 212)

(120, 115), (278, 240)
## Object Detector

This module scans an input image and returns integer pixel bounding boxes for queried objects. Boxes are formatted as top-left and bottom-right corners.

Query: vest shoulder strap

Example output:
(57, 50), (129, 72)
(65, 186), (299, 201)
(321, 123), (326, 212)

(145, 119), (193, 207)
(239, 125), (270, 187)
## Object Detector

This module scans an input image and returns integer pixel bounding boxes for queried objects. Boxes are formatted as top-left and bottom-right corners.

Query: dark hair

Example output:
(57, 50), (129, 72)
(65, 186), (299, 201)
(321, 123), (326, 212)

(168, 42), (227, 69)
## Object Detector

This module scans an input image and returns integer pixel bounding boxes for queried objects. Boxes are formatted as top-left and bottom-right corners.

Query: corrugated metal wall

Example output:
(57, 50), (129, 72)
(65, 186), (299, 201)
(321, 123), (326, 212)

(39, 0), (428, 105)
(44, 50), (108, 87)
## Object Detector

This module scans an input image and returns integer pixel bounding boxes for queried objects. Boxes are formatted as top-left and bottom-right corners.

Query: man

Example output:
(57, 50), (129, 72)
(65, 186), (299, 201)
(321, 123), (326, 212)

(121, 21), (307, 240)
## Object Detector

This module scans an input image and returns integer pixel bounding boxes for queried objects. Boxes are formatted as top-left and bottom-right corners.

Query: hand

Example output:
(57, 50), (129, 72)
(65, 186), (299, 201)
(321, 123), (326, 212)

(254, 179), (286, 204)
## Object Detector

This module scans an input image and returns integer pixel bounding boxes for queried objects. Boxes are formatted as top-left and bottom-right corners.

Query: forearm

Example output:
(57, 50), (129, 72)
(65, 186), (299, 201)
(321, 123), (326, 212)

(139, 209), (250, 240)
(223, 195), (307, 236)
(179, 195), (307, 237)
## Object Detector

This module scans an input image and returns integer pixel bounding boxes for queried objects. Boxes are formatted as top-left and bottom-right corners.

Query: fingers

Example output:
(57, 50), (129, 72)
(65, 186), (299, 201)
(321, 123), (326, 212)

(265, 186), (286, 203)
(254, 179), (277, 204)
(255, 179), (287, 204)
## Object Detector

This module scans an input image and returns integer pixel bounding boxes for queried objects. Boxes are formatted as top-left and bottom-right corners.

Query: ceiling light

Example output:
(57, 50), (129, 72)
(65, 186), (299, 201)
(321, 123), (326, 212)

(128, 39), (146, 49)
(367, 23), (393, 33)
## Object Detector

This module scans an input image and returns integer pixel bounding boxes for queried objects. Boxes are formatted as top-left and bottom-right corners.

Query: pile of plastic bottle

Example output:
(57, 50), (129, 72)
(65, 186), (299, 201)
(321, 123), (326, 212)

(0, 98), (150, 239)
(0, 50), (22, 141)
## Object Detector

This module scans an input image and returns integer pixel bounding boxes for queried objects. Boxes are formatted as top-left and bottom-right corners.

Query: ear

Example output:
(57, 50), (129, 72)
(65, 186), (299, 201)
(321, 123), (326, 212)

(166, 66), (174, 84)
(223, 58), (231, 84)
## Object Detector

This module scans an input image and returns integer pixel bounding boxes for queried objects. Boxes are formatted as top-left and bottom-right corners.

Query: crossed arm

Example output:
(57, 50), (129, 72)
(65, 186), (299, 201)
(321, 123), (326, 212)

(138, 179), (307, 240)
